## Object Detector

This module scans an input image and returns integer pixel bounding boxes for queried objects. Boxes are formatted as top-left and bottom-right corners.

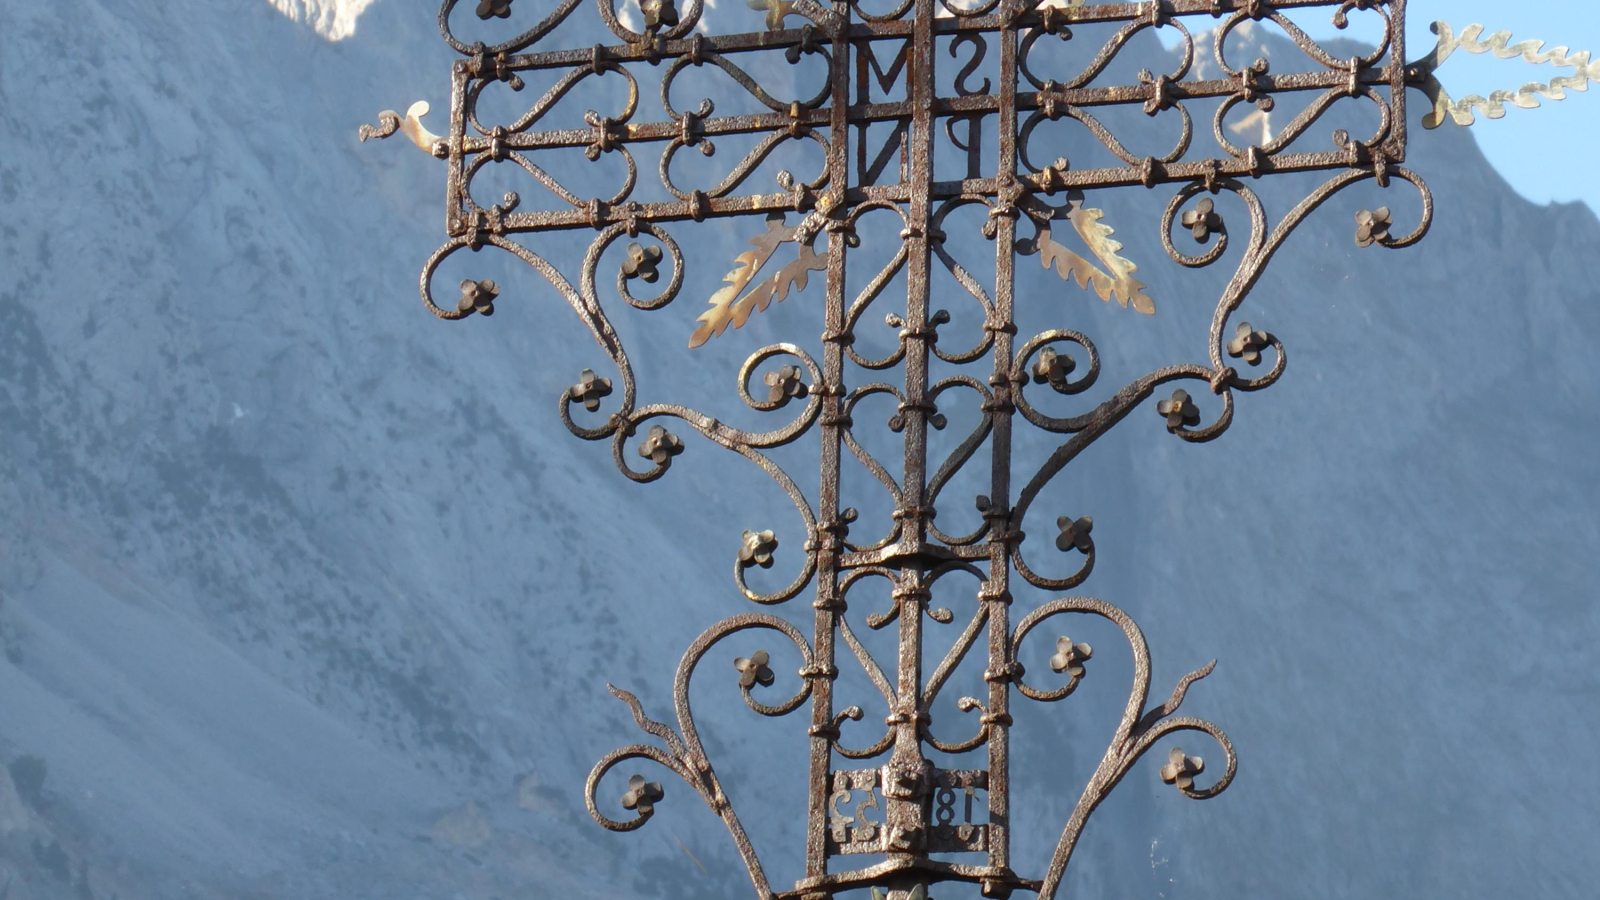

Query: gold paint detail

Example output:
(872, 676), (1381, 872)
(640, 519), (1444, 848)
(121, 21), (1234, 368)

(1413, 22), (1599, 129)
(1020, 197), (1154, 315)
(746, 0), (800, 32)
(747, 0), (840, 31)
(358, 101), (445, 155)
(689, 213), (828, 348)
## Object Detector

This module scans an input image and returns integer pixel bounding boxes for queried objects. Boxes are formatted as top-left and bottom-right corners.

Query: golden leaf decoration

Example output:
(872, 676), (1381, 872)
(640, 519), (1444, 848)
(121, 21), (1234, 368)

(1020, 199), (1154, 315)
(1415, 22), (1599, 129)
(689, 213), (828, 348)
(357, 100), (443, 155)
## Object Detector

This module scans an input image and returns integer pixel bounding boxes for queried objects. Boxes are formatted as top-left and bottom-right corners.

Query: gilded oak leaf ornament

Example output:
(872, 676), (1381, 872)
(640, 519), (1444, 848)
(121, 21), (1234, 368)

(1017, 191), (1154, 315)
(689, 213), (827, 348)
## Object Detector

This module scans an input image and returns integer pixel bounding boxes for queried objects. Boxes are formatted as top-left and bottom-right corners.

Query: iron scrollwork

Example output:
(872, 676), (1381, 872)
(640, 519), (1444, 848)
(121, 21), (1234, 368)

(366, 2), (1590, 898)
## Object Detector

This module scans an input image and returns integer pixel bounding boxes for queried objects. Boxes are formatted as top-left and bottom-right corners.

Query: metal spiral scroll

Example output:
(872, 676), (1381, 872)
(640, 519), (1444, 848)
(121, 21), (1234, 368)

(1012, 597), (1237, 898)
(585, 613), (816, 900)
(361, 0), (1593, 897)
(449, 154), (1433, 899)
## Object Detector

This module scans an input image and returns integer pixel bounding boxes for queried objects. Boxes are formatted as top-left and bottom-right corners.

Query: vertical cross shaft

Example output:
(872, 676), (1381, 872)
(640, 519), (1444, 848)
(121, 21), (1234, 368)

(984, 0), (1022, 881)
(883, 0), (940, 879)
(805, 0), (853, 887)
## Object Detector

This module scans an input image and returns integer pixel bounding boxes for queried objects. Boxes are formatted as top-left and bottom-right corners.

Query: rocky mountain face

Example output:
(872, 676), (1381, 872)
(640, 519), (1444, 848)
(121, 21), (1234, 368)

(0, 3), (1596, 900)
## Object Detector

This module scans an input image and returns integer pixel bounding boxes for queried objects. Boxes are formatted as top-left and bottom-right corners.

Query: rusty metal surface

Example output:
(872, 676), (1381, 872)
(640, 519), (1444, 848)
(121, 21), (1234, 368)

(365, 3), (1592, 899)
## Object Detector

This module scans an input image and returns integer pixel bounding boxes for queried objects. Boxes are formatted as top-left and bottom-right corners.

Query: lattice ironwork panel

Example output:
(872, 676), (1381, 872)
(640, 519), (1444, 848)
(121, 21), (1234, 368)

(363, 3), (1595, 899)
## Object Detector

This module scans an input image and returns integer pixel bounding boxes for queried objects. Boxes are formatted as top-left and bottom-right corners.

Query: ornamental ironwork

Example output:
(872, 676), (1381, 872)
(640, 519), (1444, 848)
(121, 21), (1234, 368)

(363, 3), (1594, 899)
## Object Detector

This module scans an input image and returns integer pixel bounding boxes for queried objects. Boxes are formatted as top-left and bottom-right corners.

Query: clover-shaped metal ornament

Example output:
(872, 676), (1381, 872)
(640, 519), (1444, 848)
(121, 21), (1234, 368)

(1031, 346), (1077, 393)
(1354, 207), (1392, 248)
(1159, 747), (1205, 791)
(569, 369), (613, 412)
(621, 774), (664, 816)
(739, 529), (778, 569)
(638, 424), (685, 466)
(457, 278), (499, 316)
(764, 365), (808, 405)
(476, 0), (513, 20)
(1055, 515), (1093, 554)
(1156, 389), (1201, 432)
(641, 0), (680, 31)
(734, 649), (776, 688)
(621, 242), (664, 283)
(1049, 637), (1093, 678)
(1181, 197), (1222, 243)
(1225, 322), (1271, 366)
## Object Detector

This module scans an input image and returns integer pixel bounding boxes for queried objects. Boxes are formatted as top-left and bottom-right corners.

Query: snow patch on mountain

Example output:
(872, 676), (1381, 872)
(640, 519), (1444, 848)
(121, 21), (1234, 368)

(266, 0), (381, 40)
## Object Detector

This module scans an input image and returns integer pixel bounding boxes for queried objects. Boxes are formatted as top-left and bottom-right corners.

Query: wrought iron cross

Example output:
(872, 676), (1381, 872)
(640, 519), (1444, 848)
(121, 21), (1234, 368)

(364, 2), (1594, 898)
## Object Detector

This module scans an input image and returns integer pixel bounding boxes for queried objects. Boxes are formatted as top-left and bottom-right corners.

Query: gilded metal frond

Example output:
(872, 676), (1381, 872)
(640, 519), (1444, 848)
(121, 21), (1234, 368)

(689, 214), (828, 349)
(1414, 22), (1599, 128)
(1019, 196), (1154, 315)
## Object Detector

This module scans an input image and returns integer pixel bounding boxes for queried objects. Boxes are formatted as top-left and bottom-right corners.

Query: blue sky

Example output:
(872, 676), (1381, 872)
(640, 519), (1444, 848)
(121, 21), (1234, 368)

(1162, 1), (1599, 213)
